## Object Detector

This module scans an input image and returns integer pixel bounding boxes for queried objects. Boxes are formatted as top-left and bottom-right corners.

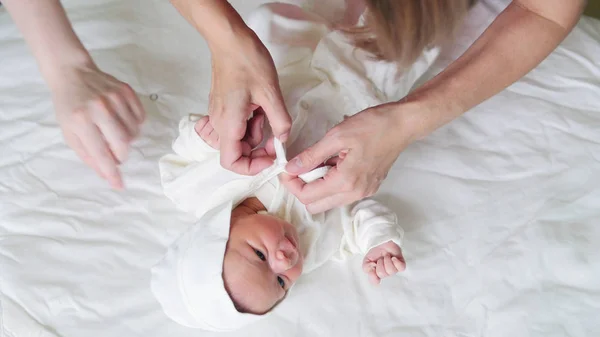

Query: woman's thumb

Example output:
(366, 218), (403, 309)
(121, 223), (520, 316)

(286, 137), (341, 175)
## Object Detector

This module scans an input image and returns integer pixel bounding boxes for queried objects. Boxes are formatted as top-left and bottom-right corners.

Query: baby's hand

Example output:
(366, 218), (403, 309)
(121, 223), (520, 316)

(362, 241), (406, 285)
(194, 115), (220, 149)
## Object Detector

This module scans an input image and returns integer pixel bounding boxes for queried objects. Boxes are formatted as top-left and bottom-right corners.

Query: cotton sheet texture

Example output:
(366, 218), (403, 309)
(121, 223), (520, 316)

(1, 0), (600, 336)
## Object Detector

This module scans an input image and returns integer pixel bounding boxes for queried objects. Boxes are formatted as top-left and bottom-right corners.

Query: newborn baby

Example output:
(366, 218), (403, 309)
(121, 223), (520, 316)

(152, 2), (439, 332)
(198, 117), (406, 314)
(152, 115), (405, 331)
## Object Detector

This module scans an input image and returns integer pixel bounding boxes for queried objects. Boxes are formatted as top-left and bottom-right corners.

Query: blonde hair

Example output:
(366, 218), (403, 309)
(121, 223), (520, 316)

(346, 0), (476, 66)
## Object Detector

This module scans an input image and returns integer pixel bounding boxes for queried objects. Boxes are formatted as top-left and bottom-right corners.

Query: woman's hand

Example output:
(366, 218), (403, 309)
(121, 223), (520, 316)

(51, 63), (144, 189)
(207, 31), (292, 175)
(170, 0), (292, 176)
(3, 0), (146, 189)
(280, 103), (419, 213)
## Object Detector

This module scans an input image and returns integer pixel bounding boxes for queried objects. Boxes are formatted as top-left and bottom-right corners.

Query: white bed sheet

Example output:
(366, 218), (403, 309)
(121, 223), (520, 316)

(1, 1), (599, 336)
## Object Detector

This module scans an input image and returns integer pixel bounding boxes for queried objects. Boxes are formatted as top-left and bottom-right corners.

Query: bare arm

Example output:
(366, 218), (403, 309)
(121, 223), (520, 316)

(169, 0), (292, 175)
(3, 0), (145, 189)
(2, 0), (93, 87)
(169, 0), (250, 52)
(282, 0), (586, 213)
(403, 0), (587, 141)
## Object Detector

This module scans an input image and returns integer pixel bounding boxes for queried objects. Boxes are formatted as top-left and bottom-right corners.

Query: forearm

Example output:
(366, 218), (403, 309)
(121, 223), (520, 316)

(346, 199), (404, 254)
(402, 0), (585, 141)
(3, 0), (93, 87)
(170, 0), (251, 52)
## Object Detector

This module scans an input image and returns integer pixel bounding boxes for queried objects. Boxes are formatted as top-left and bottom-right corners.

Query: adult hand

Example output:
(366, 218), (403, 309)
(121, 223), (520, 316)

(207, 29), (292, 175)
(280, 103), (418, 213)
(51, 63), (145, 189)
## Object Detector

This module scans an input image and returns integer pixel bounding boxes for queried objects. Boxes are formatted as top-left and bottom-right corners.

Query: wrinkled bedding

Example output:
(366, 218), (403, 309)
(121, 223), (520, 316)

(1, 1), (599, 336)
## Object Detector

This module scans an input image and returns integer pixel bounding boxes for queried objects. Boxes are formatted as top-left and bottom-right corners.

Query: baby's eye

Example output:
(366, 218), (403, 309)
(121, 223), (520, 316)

(254, 249), (266, 261)
(277, 276), (285, 289)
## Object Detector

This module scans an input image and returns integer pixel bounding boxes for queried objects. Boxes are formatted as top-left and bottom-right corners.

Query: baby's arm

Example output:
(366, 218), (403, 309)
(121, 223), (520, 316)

(159, 115), (241, 217)
(164, 115), (219, 163)
(341, 199), (406, 285)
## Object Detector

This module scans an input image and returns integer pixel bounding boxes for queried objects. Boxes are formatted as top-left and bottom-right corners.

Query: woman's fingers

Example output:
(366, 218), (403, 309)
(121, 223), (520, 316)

(77, 117), (123, 189)
(108, 92), (138, 138)
(285, 134), (345, 175)
(63, 131), (104, 179)
(91, 98), (131, 164)
(280, 168), (343, 206)
(253, 81), (292, 142)
(246, 113), (265, 148)
(121, 83), (145, 123)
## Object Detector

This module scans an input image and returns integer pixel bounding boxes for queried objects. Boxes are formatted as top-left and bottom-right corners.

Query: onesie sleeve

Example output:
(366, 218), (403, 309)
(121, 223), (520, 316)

(340, 199), (404, 256)
(158, 115), (245, 217)
(167, 114), (218, 162)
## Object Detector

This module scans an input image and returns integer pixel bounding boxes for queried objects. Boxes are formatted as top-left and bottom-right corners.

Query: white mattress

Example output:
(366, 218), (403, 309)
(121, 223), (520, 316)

(1, 1), (600, 336)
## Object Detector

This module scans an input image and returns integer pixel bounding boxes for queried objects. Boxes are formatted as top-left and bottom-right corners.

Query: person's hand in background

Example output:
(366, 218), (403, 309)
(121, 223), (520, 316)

(51, 64), (144, 189)
(4, 0), (145, 189)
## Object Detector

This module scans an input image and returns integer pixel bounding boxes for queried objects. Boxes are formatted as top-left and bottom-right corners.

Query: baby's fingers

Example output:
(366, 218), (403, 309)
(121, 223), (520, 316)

(362, 260), (376, 273)
(383, 255), (398, 275)
(375, 258), (389, 279)
(368, 269), (380, 285)
(392, 256), (406, 272)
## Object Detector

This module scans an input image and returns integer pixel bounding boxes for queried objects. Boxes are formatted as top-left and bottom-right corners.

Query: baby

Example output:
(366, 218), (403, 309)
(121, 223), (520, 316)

(151, 115), (405, 331)
(151, 2), (440, 332)
(199, 117), (405, 313)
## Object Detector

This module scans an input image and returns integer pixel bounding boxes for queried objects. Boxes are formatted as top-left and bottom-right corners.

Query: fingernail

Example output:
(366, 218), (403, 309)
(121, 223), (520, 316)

(260, 117), (265, 129)
(286, 157), (302, 173)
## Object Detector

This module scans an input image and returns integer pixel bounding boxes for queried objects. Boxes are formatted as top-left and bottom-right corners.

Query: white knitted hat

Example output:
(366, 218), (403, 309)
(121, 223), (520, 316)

(150, 201), (266, 331)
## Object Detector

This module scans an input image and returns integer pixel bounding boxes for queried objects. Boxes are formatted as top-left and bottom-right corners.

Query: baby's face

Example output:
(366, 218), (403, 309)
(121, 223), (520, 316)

(223, 210), (303, 314)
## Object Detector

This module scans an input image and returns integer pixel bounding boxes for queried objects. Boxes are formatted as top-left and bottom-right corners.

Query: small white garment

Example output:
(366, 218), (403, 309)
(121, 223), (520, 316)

(152, 118), (405, 332)
(152, 2), (437, 332)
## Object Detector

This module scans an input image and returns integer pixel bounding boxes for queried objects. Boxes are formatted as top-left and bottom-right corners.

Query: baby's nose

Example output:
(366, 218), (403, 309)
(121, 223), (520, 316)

(271, 238), (298, 272)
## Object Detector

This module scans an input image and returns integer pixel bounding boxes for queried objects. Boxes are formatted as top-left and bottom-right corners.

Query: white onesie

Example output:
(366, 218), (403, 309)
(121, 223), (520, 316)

(153, 3), (439, 331)
(159, 2), (439, 271)
(160, 116), (404, 273)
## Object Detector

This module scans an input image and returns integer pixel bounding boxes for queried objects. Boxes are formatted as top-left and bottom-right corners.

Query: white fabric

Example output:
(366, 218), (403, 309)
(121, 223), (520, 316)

(154, 115), (403, 330)
(159, 115), (404, 262)
(1, 1), (600, 337)
(151, 201), (266, 332)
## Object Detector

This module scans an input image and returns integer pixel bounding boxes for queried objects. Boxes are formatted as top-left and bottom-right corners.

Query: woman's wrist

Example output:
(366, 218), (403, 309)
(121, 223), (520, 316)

(391, 74), (468, 143)
(171, 0), (252, 53)
(43, 48), (95, 91)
